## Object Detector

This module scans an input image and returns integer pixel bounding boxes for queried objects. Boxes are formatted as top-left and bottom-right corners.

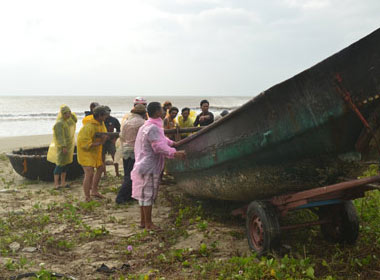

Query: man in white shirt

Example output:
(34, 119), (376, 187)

(115, 104), (147, 204)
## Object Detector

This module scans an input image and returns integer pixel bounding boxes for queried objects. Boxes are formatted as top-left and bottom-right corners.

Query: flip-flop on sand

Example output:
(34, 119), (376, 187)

(96, 263), (115, 274)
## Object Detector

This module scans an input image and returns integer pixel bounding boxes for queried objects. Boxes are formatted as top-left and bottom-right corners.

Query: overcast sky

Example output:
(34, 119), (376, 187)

(0, 0), (379, 96)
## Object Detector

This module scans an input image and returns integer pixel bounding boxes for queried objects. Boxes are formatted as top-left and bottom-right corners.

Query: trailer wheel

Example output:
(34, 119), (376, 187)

(246, 201), (281, 256)
(319, 201), (359, 244)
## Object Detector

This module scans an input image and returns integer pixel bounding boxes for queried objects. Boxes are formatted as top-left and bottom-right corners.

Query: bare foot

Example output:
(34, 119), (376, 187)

(91, 192), (105, 199)
(145, 223), (161, 231)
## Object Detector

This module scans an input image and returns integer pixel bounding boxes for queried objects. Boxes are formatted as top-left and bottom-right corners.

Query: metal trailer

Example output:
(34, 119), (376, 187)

(232, 175), (380, 256)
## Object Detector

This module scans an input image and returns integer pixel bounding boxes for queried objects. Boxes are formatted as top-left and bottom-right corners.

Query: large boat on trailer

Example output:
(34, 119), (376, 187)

(166, 28), (380, 255)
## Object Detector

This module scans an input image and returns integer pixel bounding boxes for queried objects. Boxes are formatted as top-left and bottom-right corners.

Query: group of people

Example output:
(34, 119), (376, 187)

(161, 99), (229, 140)
(46, 97), (227, 229)
(48, 98), (221, 229)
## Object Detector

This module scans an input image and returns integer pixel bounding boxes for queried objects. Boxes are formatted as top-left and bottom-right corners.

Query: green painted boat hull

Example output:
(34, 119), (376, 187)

(166, 28), (380, 201)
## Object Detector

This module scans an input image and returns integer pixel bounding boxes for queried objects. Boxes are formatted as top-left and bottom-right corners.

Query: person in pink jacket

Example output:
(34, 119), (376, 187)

(131, 102), (186, 230)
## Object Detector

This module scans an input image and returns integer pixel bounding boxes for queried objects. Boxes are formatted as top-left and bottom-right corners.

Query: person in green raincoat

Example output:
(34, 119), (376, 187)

(47, 105), (77, 188)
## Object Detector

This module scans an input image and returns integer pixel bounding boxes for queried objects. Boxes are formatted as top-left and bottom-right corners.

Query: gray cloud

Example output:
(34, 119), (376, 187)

(0, 0), (379, 96)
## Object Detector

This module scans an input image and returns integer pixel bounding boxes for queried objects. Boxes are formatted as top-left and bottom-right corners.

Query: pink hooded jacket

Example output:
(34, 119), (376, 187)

(131, 118), (176, 195)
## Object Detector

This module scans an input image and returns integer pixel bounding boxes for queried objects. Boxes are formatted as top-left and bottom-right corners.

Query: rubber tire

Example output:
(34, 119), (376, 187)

(246, 201), (281, 257)
(319, 201), (359, 244)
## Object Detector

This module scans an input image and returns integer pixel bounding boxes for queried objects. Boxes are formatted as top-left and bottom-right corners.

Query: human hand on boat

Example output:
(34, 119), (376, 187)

(174, 150), (186, 159)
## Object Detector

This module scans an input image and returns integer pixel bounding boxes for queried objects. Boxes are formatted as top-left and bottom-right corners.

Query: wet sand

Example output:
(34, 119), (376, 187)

(0, 134), (53, 153)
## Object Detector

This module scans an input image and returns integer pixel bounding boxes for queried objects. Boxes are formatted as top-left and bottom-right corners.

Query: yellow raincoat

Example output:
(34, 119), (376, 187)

(177, 115), (195, 138)
(82, 114), (93, 125)
(77, 116), (107, 167)
(47, 105), (77, 166)
(82, 114), (107, 130)
(189, 110), (196, 119)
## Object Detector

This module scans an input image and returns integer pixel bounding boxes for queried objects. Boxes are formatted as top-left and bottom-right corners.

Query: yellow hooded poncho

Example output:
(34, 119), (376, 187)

(47, 105), (77, 166)
(77, 115), (107, 168)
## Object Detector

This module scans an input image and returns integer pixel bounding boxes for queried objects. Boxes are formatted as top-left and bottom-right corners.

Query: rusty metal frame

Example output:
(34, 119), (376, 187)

(232, 175), (380, 224)
(335, 74), (380, 156)
(270, 175), (380, 216)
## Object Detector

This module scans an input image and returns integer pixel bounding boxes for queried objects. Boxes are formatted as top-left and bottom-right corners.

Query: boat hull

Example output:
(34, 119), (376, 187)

(167, 28), (380, 201)
(7, 146), (84, 182)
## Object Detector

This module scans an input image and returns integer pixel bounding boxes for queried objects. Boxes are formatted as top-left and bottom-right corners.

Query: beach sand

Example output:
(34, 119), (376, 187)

(1, 136), (378, 278)
(0, 134), (53, 153)
(0, 134), (250, 279)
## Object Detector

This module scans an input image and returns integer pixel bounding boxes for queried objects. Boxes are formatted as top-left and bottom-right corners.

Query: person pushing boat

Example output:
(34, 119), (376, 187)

(77, 105), (109, 202)
(115, 104), (147, 204)
(131, 102), (185, 230)
(102, 106), (121, 177)
(194, 99), (214, 127)
(163, 106), (179, 140)
(177, 107), (195, 139)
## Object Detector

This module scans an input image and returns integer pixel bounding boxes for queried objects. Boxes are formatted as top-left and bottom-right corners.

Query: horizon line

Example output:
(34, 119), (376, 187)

(0, 94), (254, 97)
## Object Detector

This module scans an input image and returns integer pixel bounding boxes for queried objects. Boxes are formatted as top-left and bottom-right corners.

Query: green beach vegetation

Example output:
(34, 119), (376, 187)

(0, 154), (379, 279)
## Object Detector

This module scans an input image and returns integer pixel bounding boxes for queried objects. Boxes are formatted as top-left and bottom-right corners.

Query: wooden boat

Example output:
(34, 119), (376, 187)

(166, 28), (380, 202)
(7, 146), (83, 181)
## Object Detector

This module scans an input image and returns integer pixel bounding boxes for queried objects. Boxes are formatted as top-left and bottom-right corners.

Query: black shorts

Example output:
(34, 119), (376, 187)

(102, 140), (116, 156)
(54, 165), (68, 175)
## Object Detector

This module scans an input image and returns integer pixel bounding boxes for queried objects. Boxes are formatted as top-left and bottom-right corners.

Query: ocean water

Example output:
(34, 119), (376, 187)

(0, 96), (252, 137)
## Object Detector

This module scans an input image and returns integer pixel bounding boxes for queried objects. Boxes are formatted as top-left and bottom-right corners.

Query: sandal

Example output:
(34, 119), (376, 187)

(96, 263), (115, 274)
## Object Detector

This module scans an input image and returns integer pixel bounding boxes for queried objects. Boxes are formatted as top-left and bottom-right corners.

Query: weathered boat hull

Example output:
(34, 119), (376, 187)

(7, 146), (84, 181)
(167, 28), (380, 201)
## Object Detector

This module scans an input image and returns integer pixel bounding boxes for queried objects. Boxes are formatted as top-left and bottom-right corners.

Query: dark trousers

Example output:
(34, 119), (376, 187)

(115, 157), (135, 204)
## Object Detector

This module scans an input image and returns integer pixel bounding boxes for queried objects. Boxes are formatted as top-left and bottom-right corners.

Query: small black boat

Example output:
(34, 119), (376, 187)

(7, 146), (83, 181)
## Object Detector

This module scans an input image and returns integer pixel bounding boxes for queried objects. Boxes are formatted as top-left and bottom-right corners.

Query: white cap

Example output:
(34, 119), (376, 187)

(133, 97), (147, 105)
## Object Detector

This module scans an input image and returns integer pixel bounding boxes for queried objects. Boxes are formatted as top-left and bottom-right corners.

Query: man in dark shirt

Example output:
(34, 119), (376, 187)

(103, 106), (121, 177)
(194, 99), (214, 127)
(84, 102), (99, 116)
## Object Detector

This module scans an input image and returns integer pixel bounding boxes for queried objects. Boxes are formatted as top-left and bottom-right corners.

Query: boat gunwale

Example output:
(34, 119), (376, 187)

(175, 27), (380, 148)
(6, 146), (77, 159)
(6, 146), (48, 159)
(7, 153), (48, 159)
(177, 94), (262, 147)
